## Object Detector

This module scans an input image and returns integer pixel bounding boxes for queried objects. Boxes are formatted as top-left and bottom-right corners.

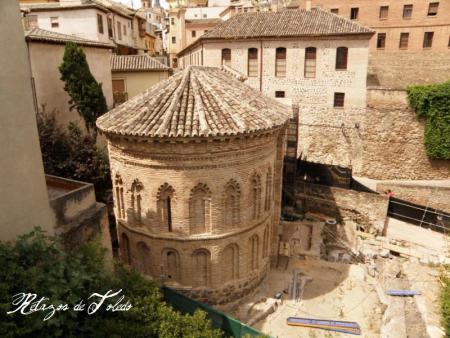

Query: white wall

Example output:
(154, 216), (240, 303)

(185, 7), (227, 19)
(181, 38), (370, 108)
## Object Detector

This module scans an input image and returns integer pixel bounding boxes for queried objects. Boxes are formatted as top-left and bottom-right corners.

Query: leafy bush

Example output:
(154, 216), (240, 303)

(0, 229), (223, 338)
(36, 109), (111, 199)
(407, 81), (450, 159)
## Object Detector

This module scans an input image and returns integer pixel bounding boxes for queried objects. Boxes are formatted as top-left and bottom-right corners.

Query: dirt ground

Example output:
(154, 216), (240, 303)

(222, 255), (443, 338)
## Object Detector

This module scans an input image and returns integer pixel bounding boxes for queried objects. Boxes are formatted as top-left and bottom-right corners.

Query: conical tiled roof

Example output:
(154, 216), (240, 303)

(97, 66), (291, 138)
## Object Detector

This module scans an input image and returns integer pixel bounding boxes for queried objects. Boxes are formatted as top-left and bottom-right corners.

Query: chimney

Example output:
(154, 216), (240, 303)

(305, 0), (311, 11)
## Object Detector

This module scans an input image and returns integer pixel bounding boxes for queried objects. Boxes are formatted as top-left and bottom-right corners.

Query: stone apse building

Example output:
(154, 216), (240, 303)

(97, 66), (291, 304)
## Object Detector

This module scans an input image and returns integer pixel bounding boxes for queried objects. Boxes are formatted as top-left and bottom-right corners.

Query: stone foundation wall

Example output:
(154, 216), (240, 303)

(296, 182), (389, 234)
(298, 90), (450, 180)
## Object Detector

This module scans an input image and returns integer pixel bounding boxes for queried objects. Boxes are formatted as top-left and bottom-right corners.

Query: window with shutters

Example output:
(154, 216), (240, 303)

(403, 5), (413, 19)
(399, 33), (409, 49)
(221, 48), (231, 67)
(117, 21), (122, 40)
(379, 6), (389, 19)
(304, 47), (316, 78)
(423, 32), (434, 48)
(247, 48), (258, 77)
(275, 47), (286, 77)
(428, 2), (439, 16)
(97, 14), (104, 34)
(335, 47), (348, 70)
(377, 33), (386, 49)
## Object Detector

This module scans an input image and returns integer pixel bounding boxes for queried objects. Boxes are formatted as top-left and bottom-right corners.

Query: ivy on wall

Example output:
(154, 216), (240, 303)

(407, 81), (450, 160)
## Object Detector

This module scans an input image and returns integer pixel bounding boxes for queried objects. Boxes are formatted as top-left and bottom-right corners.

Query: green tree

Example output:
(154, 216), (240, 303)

(0, 229), (223, 338)
(59, 42), (107, 140)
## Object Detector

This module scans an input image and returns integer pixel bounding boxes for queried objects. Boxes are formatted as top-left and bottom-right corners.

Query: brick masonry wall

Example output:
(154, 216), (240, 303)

(107, 128), (286, 303)
(368, 52), (450, 89)
(296, 182), (389, 234)
(376, 182), (450, 213)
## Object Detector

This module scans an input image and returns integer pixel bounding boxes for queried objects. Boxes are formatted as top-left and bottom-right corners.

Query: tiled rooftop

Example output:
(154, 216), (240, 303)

(202, 8), (374, 39)
(96, 66), (291, 138)
(25, 28), (115, 49)
(111, 54), (170, 72)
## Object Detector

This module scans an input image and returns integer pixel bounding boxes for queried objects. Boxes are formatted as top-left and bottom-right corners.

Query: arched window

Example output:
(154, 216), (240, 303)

(121, 233), (131, 265)
(157, 183), (175, 232)
(275, 47), (286, 77)
(250, 173), (262, 220)
(336, 47), (348, 70)
(162, 248), (180, 282)
(263, 225), (269, 258)
(131, 179), (144, 224)
(222, 244), (239, 282)
(115, 174), (125, 219)
(221, 48), (231, 67)
(249, 234), (259, 271)
(264, 167), (272, 211)
(247, 48), (258, 77)
(192, 249), (211, 287)
(224, 179), (240, 227)
(304, 47), (316, 78)
(137, 241), (151, 275)
(189, 183), (212, 234)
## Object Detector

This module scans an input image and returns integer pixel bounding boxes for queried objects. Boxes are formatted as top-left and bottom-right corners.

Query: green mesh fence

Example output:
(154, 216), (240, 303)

(161, 286), (269, 338)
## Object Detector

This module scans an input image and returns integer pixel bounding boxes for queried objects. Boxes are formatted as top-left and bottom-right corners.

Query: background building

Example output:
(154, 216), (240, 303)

(97, 66), (291, 304)
(298, 0), (450, 88)
(25, 28), (114, 130)
(110, 54), (170, 105)
(178, 8), (374, 109)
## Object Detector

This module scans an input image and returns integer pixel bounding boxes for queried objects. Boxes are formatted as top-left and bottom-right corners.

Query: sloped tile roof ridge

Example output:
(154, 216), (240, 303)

(96, 66), (291, 138)
(24, 28), (115, 48)
(111, 54), (170, 71)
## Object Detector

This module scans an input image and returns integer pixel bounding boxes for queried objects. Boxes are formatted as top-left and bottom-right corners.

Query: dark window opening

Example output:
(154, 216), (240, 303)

(275, 91), (285, 98)
(403, 4), (413, 18)
(428, 2), (439, 16)
(423, 32), (434, 48)
(330, 8), (339, 14)
(399, 33), (409, 49)
(335, 47), (348, 70)
(334, 92), (345, 108)
(377, 33), (386, 49)
(379, 6), (389, 19)
(350, 7), (359, 20)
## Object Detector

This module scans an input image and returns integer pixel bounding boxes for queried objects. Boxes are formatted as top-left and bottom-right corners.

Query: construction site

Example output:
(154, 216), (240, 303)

(218, 211), (448, 337)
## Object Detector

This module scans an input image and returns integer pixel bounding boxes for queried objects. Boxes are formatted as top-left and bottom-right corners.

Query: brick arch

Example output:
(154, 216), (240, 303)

(192, 248), (211, 287)
(249, 172), (262, 220)
(161, 247), (180, 282)
(120, 232), (131, 265)
(114, 173), (125, 219)
(130, 179), (144, 223)
(136, 241), (151, 276)
(222, 243), (239, 282)
(249, 234), (260, 271)
(189, 183), (212, 235)
(264, 166), (273, 211)
(157, 183), (175, 232)
(223, 179), (240, 227)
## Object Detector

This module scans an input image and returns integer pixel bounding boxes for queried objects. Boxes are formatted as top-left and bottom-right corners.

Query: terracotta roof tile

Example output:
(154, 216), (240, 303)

(202, 8), (374, 39)
(111, 54), (170, 72)
(24, 28), (115, 49)
(97, 66), (291, 138)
